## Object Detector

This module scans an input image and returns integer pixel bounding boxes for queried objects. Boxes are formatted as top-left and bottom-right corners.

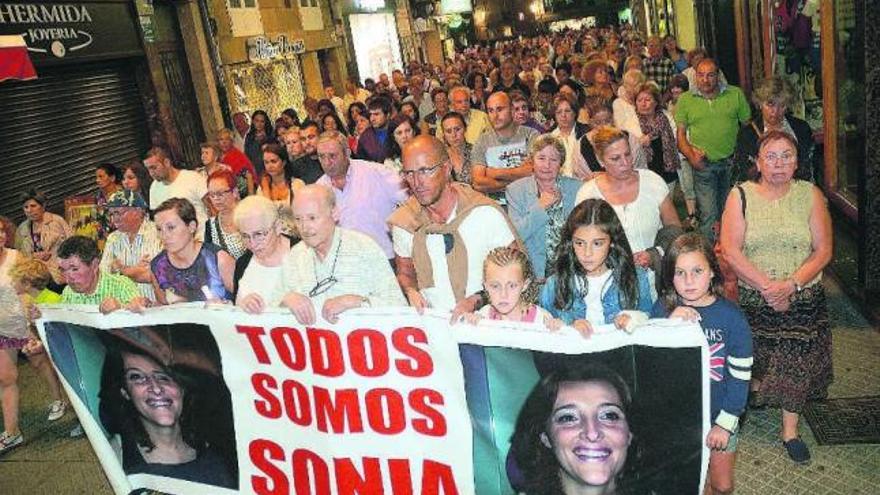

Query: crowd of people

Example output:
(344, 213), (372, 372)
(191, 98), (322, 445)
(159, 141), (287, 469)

(0, 23), (833, 495)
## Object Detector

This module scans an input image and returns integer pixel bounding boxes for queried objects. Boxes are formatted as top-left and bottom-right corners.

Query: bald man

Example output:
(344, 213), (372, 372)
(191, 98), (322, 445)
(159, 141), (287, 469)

(470, 91), (539, 205)
(389, 135), (520, 320)
(276, 184), (404, 324)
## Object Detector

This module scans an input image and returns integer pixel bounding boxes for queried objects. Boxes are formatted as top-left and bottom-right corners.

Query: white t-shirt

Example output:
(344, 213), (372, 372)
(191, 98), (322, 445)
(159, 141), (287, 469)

(575, 169), (669, 253)
(150, 169), (209, 240)
(236, 258), (284, 308)
(392, 205), (516, 311)
(583, 270), (613, 324)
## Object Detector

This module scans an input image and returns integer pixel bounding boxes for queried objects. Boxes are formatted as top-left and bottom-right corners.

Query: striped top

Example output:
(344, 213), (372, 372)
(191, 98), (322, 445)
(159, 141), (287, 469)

(99, 220), (162, 301)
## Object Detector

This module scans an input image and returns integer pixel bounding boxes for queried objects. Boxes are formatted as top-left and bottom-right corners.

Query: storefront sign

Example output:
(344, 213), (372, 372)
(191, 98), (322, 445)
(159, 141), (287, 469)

(0, 2), (142, 65)
(246, 35), (305, 62)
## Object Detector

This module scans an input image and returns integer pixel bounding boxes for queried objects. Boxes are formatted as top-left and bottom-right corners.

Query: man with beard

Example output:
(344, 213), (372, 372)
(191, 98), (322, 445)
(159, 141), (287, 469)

(290, 121), (325, 184)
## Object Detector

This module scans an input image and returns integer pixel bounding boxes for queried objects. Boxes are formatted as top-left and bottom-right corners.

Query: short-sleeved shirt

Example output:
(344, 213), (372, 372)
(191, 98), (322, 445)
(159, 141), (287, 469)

(100, 219), (162, 301)
(574, 170), (669, 253)
(61, 272), (140, 305)
(391, 205), (516, 311)
(150, 169), (209, 240)
(317, 159), (408, 258)
(674, 84), (752, 161)
(236, 257), (285, 308)
(465, 109), (491, 145)
(275, 227), (405, 308)
(471, 125), (538, 204)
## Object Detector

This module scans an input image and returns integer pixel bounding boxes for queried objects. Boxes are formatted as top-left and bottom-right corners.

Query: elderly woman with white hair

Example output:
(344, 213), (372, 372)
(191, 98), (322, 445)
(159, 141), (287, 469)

(232, 195), (295, 313)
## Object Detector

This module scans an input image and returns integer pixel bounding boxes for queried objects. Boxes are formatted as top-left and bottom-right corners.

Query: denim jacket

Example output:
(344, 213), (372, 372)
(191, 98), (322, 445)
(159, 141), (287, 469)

(538, 267), (654, 324)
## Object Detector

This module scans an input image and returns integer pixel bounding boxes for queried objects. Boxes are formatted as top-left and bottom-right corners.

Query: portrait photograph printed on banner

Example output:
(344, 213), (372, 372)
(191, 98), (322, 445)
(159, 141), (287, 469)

(40, 320), (238, 492)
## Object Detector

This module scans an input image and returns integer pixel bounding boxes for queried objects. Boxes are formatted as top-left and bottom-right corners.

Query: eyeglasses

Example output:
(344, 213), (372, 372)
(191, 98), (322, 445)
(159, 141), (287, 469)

(207, 188), (233, 199)
(401, 162), (445, 182)
(308, 236), (342, 297)
(308, 276), (338, 297)
(240, 223), (275, 244)
(761, 152), (796, 165)
(125, 370), (177, 388)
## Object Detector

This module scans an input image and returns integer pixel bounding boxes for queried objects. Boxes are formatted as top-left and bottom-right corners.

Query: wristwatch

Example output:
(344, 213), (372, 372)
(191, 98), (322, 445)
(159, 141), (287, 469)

(791, 278), (803, 292)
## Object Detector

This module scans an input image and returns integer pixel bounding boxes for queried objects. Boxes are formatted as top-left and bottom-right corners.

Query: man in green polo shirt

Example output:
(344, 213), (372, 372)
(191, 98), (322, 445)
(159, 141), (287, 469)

(675, 58), (751, 242)
(57, 236), (149, 313)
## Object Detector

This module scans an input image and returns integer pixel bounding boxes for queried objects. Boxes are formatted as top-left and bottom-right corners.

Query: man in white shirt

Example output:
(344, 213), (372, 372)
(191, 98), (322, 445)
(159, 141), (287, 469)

(143, 146), (209, 240)
(389, 135), (518, 319)
(278, 185), (404, 324)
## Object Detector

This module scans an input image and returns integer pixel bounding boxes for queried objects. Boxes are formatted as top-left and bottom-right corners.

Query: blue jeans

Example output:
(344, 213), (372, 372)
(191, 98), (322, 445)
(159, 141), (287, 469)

(693, 158), (732, 243)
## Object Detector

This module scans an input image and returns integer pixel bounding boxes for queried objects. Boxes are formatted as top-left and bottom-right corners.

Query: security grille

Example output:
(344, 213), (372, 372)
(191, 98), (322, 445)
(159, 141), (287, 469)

(226, 57), (306, 123)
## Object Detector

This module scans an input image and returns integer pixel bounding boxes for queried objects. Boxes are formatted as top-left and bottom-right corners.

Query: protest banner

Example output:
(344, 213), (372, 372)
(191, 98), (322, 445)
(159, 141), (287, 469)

(37, 305), (709, 495)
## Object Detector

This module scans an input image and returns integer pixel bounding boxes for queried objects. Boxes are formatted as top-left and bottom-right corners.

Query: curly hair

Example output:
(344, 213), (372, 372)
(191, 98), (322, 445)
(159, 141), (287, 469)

(8, 257), (54, 291)
(0, 215), (14, 249)
(551, 199), (638, 312)
(483, 246), (539, 305)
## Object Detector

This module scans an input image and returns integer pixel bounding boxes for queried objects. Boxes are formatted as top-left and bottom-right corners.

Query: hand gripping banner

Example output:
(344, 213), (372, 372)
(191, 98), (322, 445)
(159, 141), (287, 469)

(36, 305), (709, 495)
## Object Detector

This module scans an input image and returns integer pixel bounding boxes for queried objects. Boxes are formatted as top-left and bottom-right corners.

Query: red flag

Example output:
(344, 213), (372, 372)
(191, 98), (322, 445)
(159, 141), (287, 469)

(0, 35), (37, 82)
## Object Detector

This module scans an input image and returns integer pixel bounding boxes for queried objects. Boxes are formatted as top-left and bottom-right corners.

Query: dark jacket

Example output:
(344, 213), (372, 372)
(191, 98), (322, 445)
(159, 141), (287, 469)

(733, 114), (815, 183)
(356, 126), (388, 163)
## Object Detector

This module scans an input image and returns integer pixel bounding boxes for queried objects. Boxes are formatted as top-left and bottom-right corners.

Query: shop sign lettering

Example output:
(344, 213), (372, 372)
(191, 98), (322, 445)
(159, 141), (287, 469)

(0, 3), (96, 58)
(247, 35), (305, 62)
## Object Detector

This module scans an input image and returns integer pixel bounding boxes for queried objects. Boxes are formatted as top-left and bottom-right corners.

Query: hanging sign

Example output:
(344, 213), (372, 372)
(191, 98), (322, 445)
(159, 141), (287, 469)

(246, 34), (305, 62)
(0, 2), (143, 65)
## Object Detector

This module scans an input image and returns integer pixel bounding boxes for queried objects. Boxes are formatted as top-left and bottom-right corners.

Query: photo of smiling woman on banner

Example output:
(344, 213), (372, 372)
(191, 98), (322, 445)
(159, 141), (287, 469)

(97, 326), (237, 489)
(510, 362), (637, 495)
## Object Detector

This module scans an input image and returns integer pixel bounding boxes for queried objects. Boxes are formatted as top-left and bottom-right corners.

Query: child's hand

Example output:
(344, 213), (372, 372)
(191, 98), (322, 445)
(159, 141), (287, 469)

(614, 310), (650, 333)
(464, 312), (482, 326)
(706, 425), (731, 451)
(544, 316), (563, 332)
(572, 319), (594, 338)
(669, 306), (702, 322)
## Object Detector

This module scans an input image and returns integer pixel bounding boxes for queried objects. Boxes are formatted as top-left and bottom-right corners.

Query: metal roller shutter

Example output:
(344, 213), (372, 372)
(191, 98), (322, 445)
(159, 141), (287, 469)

(0, 60), (149, 222)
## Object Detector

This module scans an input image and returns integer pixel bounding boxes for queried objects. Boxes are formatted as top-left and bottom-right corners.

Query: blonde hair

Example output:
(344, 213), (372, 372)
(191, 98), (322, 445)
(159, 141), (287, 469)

(483, 247), (538, 304)
(591, 125), (630, 160)
(528, 134), (567, 165)
(8, 257), (54, 291)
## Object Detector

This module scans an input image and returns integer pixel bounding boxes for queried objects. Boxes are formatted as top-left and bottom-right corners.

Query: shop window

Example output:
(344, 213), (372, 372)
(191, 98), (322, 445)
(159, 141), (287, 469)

(299, 0), (323, 30)
(227, 0), (263, 37)
(229, 0), (258, 7)
(830, 0), (863, 203)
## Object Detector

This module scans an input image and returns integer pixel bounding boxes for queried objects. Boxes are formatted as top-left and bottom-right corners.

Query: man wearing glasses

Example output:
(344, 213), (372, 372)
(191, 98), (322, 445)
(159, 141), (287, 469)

(276, 185), (405, 325)
(99, 190), (162, 302)
(316, 130), (408, 262)
(389, 135), (520, 321)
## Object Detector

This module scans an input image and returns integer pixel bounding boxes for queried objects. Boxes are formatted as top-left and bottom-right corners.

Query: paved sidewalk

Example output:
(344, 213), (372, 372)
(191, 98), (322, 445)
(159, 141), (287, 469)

(0, 279), (876, 494)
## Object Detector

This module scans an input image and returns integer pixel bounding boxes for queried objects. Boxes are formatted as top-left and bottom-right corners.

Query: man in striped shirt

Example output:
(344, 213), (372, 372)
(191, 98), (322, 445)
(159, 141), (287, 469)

(99, 190), (161, 302)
